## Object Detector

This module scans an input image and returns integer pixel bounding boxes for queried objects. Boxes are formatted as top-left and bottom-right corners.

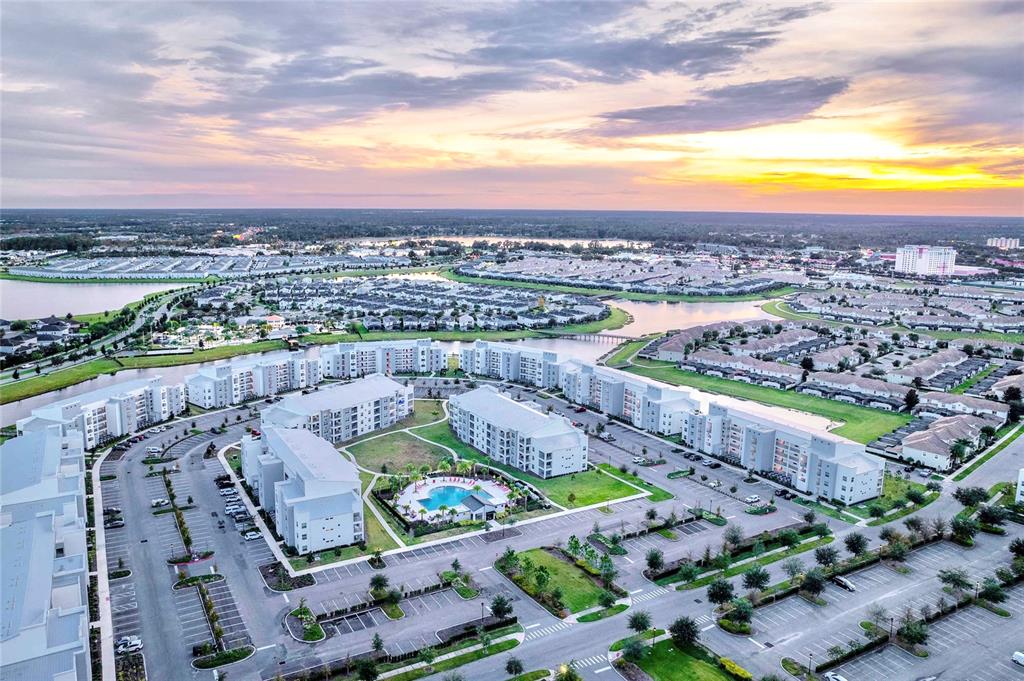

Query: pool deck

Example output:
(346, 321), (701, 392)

(394, 476), (510, 522)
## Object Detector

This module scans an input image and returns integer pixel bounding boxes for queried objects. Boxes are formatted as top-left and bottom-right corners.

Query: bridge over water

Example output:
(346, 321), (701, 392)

(536, 332), (638, 343)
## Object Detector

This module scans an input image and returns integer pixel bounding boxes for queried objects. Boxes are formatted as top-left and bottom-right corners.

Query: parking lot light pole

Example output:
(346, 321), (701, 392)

(889, 616), (894, 641)
(806, 652), (813, 681)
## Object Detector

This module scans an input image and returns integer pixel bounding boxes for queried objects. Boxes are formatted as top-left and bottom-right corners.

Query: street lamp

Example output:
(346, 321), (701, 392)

(806, 652), (813, 681)
(889, 616), (894, 641)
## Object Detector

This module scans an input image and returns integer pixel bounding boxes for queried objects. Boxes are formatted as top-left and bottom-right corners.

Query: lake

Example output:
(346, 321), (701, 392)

(0, 279), (186, 320)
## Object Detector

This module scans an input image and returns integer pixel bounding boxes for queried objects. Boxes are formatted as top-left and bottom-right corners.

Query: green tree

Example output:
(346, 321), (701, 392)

(646, 548), (664, 572)
(490, 593), (513, 620)
(669, 616), (700, 649)
(727, 597), (753, 624)
(814, 546), (840, 569)
(843, 532), (868, 557)
(622, 639), (646, 662)
(742, 565), (770, 595)
(628, 610), (652, 638)
(505, 657), (524, 677)
(707, 578), (734, 606)
(800, 568), (827, 598)
(979, 577), (1006, 603)
(953, 486), (988, 509)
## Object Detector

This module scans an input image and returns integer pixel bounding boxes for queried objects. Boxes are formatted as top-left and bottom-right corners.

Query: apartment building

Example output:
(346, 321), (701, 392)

(260, 373), (413, 444)
(916, 391), (1009, 422)
(448, 385), (588, 478)
(321, 338), (446, 378)
(697, 404), (884, 504)
(558, 361), (704, 436)
(987, 237), (1020, 250)
(900, 414), (993, 470)
(895, 245), (957, 276)
(458, 340), (561, 388)
(240, 427), (363, 554)
(16, 377), (185, 449)
(185, 351), (321, 408)
(1, 427), (91, 681)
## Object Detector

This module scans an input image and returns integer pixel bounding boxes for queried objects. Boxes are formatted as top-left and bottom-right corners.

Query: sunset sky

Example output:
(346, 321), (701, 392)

(2, 0), (1022, 215)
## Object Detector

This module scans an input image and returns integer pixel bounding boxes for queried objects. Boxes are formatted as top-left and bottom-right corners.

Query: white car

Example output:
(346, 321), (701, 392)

(708, 480), (721, 489)
(116, 638), (143, 655)
(150, 498), (170, 508)
(1013, 651), (1024, 666)
(224, 505), (243, 514)
(744, 495), (761, 504)
(242, 531), (261, 540)
(822, 673), (849, 681)
(218, 488), (236, 496)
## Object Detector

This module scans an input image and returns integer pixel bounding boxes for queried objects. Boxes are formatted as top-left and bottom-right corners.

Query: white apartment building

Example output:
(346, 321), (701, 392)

(260, 373), (413, 444)
(698, 404), (884, 504)
(1, 427), (90, 681)
(449, 385), (588, 478)
(559, 361), (704, 436)
(241, 427), (363, 554)
(459, 340), (561, 388)
(16, 377), (186, 449)
(987, 237), (1020, 250)
(894, 245), (957, 276)
(185, 351), (321, 408)
(321, 339), (446, 378)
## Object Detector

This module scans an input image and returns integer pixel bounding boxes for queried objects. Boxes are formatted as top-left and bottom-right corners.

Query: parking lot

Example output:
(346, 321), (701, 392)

(173, 587), (215, 650)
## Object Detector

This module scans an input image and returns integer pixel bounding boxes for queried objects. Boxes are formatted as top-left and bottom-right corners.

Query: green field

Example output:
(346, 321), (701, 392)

(347, 400), (445, 442)
(604, 335), (659, 368)
(951, 364), (998, 394)
(440, 270), (795, 302)
(846, 475), (929, 519)
(624, 361), (910, 444)
(347, 431), (449, 473)
(634, 641), (734, 681)
(413, 422), (638, 507)
(596, 463), (673, 502)
(511, 548), (606, 613)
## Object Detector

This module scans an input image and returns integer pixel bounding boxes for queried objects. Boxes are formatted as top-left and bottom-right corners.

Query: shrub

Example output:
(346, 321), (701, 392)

(718, 657), (753, 680)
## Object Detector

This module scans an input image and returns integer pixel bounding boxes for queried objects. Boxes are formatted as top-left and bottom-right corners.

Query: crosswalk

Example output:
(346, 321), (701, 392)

(631, 586), (672, 604)
(571, 654), (609, 669)
(525, 620), (574, 641)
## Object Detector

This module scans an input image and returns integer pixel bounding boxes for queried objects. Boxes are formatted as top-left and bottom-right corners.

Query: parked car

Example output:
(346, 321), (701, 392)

(774, 489), (787, 497)
(104, 519), (125, 529)
(103, 507), (122, 515)
(833, 576), (856, 592)
(700, 458), (713, 465)
(150, 498), (169, 508)
(243, 531), (261, 540)
(219, 488), (238, 496)
(146, 446), (161, 454)
(744, 494), (761, 504)
(116, 638), (144, 655)
(917, 468), (932, 478)
(708, 480), (721, 489)
(1013, 651), (1024, 666)
(116, 635), (141, 648)
(599, 433), (615, 442)
(574, 406), (587, 413)
(671, 448), (685, 453)
(224, 505), (244, 514)
(822, 672), (849, 681)
(707, 462), (722, 470)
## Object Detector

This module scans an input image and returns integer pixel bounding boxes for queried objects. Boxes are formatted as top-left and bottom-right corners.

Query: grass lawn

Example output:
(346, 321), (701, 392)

(793, 497), (860, 524)
(953, 423), (1024, 481)
(413, 422), (638, 508)
(951, 364), (998, 394)
(846, 475), (928, 519)
(347, 431), (449, 473)
(604, 335), (659, 368)
(577, 603), (628, 622)
(512, 548), (606, 613)
(634, 641), (733, 681)
(347, 400), (445, 443)
(596, 463), (673, 502)
(1, 358), (123, 405)
(225, 446), (241, 475)
(625, 361), (910, 444)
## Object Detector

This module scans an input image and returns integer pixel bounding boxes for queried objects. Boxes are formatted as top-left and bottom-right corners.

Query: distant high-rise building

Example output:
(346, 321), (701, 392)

(987, 237), (1020, 250)
(894, 245), (957, 276)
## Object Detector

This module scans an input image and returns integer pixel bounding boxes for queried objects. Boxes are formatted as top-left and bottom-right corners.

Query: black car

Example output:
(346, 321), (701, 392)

(671, 448), (685, 453)
(774, 489), (787, 497)
(707, 462), (722, 469)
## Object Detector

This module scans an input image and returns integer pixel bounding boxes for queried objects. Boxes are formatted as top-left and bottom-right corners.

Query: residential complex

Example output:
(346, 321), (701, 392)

(559, 362), (704, 437)
(987, 237), (1020, 250)
(240, 426), (363, 554)
(321, 339), (446, 378)
(695, 403), (884, 504)
(261, 373), (413, 444)
(449, 385), (588, 478)
(16, 377), (186, 449)
(184, 351), (321, 408)
(895, 245), (957, 276)
(0, 426), (90, 681)
(459, 340), (561, 388)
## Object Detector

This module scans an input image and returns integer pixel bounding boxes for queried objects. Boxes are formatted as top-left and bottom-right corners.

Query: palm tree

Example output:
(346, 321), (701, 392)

(438, 460), (452, 475)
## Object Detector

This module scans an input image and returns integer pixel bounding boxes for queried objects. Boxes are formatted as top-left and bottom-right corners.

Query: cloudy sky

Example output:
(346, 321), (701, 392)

(2, 0), (1022, 215)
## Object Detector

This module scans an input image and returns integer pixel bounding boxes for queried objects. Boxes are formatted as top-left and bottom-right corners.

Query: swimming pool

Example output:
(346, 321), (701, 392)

(419, 485), (492, 511)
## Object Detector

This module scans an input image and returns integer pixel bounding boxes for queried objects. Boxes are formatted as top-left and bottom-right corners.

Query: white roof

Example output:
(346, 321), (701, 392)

(276, 373), (406, 414)
(452, 385), (579, 437)
(264, 427), (358, 483)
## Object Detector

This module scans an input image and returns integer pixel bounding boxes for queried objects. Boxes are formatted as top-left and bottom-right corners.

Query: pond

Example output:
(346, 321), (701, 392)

(0, 279), (185, 320)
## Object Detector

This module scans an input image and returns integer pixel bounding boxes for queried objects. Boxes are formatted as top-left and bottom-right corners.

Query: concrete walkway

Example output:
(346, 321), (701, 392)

(90, 449), (116, 681)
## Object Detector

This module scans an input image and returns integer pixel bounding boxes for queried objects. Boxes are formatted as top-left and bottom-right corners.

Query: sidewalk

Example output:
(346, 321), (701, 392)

(90, 450), (116, 681)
